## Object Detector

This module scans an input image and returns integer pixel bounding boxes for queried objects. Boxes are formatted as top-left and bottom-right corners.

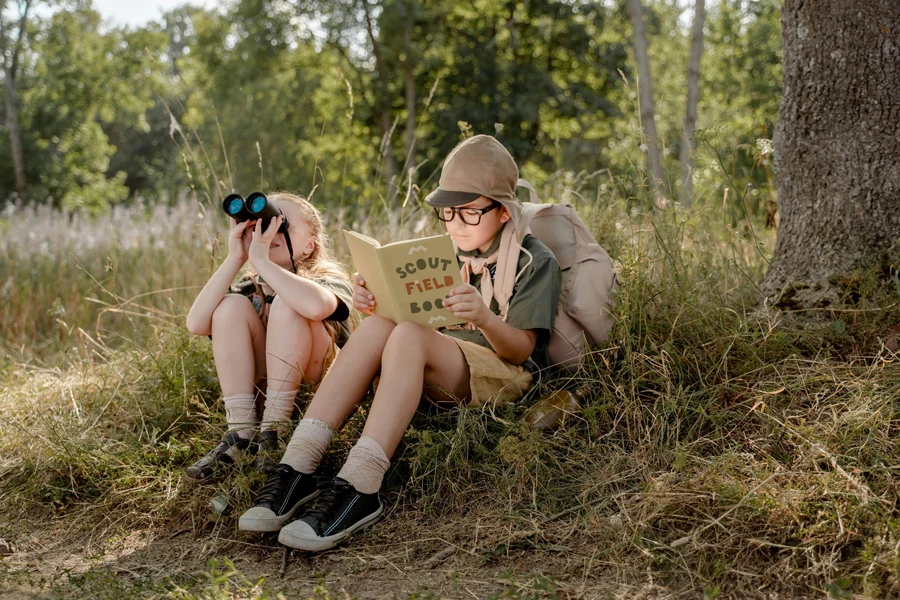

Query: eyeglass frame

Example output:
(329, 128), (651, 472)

(433, 201), (501, 226)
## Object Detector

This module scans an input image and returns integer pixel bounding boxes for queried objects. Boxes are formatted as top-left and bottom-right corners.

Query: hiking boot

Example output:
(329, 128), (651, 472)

(238, 464), (320, 532)
(253, 429), (282, 473)
(278, 477), (382, 551)
(185, 431), (253, 483)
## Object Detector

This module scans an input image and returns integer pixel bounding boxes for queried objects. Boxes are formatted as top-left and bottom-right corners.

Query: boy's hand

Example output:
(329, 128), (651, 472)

(444, 283), (492, 328)
(248, 216), (283, 268)
(351, 273), (376, 315)
(226, 219), (253, 265)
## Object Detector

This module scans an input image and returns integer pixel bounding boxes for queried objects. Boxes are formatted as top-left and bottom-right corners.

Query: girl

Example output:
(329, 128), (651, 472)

(184, 193), (353, 481)
(238, 136), (563, 550)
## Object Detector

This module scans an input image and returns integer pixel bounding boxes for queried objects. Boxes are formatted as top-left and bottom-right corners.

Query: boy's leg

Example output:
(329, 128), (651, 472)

(239, 315), (396, 532)
(338, 322), (468, 489)
(186, 295), (266, 481)
(279, 314), (396, 473)
(360, 322), (469, 457)
(278, 323), (469, 550)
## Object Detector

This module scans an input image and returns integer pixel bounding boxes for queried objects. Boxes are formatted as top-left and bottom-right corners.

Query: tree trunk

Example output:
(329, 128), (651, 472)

(3, 63), (25, 193)
(362, 0), (398, 204)
(0, 0), (30, 194)
(678, 0), (704, 207)
(626, 0), (666, 202)
(761, 0), (900, 307)
(404, 20), (415, 177)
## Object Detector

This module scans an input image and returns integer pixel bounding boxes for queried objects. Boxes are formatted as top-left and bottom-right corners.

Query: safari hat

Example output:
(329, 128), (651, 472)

(426, 135), (524, 229)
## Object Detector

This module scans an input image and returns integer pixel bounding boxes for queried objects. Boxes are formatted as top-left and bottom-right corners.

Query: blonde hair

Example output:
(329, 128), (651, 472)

(269, 192), (349, 284)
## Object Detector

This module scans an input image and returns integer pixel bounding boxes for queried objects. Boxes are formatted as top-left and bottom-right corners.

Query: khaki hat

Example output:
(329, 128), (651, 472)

(426, 135), (519, 207)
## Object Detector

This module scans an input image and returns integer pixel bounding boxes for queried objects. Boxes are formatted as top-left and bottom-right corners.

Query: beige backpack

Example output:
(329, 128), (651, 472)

(494, 181), (617, 371)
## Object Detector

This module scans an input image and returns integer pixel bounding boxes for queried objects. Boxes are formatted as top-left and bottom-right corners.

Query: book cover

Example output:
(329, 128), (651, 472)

(343, 231), (466, 328)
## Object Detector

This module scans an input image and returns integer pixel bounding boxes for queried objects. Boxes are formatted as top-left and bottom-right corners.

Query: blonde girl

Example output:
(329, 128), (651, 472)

(184, 193), (353, 481)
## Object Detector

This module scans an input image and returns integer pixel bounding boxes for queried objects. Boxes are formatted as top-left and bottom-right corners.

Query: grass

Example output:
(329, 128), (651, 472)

(1, 183), (899, 598)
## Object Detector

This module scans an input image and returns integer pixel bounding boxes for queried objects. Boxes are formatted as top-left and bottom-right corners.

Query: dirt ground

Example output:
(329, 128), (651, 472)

(1, 514), (692, 600)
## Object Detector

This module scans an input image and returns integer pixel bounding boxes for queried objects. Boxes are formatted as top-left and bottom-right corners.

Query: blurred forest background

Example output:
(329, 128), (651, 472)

(0, 0), (780, 216)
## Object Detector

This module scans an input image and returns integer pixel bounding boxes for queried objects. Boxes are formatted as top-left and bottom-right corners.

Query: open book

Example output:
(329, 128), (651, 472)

(343, 231), (466, 328)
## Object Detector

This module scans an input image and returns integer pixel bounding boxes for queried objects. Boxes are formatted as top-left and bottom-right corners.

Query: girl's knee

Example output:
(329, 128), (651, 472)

(212, 294), (256, 326)
(269, 294), (312, 327)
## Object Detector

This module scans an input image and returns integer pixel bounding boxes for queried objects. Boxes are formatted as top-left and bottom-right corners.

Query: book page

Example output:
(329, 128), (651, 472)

(343, 230), (399, 323)
(374, 234), (466, 328)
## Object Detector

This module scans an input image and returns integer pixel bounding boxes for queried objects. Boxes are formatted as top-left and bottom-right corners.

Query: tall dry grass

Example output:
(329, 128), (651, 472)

(2, 176), (900, 598)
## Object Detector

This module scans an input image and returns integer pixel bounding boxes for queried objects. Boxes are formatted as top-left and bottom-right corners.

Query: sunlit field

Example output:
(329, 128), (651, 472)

(3, 180), (899, 598)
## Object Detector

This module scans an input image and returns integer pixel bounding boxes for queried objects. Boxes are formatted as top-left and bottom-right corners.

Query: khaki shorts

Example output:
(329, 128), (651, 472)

(431, 337), (534, 408)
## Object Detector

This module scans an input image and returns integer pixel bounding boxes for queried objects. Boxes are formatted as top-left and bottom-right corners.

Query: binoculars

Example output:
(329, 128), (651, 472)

(222, 191), (290, 235)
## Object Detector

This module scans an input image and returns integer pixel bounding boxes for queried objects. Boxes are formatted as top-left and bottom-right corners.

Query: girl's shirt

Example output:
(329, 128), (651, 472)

(227, 273), (354, 346)
(442, 233), (562, 374)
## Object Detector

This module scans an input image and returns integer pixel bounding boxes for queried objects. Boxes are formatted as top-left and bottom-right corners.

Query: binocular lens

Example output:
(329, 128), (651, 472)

(249, 195), (267, 213)
(226, 197), (245, 216)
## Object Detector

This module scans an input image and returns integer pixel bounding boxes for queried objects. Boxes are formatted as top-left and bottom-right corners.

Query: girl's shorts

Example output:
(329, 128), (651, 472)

(435, 338), (534, 408)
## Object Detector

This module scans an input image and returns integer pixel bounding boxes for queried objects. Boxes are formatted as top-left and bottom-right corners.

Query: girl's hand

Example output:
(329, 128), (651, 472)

(248, 216), (283, 268)
(351, 273), (376, 315)
(226, 219), (253, 265)
(444, 283), (492, 328)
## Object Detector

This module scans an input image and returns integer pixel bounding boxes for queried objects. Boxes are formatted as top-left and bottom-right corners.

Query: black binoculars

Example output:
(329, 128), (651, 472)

(222, 191), (290, 235)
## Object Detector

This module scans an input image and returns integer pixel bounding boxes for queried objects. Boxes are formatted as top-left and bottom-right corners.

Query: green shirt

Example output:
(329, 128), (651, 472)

(443, 232), (562, 374)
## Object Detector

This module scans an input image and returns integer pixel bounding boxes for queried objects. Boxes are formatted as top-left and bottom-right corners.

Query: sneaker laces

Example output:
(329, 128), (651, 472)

(303, 478), (353, 522)
(253, 464), (297, 505)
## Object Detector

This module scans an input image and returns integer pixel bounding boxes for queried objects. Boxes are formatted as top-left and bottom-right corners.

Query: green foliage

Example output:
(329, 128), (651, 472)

(0, 0), (782, 214)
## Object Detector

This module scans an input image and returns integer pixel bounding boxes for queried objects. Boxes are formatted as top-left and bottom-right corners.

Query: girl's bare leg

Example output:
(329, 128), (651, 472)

(361, 322), (470, 457)
(211, 294), (267, 395)
(264, 295), (333, 392)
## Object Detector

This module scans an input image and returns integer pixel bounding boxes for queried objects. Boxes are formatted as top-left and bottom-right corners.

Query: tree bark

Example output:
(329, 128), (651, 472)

(3, 62), (25, 193)
(761, 0), (900, 307)
(0, 0), (30, 194)
(626, 0), (666, 202)
(678, 0), (705, 207)
(404, 19), (415, 176)
(362, 0), (398, 204)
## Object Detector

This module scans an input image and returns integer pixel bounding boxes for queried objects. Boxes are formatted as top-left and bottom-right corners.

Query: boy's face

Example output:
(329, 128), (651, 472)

(441, 196), (511, 254)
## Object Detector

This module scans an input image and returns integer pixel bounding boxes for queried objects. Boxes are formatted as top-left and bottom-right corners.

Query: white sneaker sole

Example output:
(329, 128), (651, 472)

(277, 505), (384, 551)
(238, 491), (320, 533)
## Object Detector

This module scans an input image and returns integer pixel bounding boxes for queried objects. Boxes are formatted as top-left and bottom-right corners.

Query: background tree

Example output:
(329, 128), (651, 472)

(625, 0), (665, 201)
(0, 0), (32, 193)
(678, 0), (704, 207)
(760, 0), (900, 306)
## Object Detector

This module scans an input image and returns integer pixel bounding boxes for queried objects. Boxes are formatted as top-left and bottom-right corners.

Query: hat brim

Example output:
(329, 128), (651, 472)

(425, 189), (484, 207)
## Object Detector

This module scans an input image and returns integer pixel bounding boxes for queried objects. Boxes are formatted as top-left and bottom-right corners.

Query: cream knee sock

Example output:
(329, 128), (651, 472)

(260, 387), (299, 432)
(280, 418), (333, 474)
(337, 437), (390, 494)
(223, 393), (257, 439)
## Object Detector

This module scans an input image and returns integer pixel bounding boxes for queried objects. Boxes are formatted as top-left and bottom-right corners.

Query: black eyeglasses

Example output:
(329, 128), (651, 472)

(433, 202), (500, 226)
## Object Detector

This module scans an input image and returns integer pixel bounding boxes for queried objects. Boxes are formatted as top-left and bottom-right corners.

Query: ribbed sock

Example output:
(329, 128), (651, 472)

(280, 418), (333, 474)
(223, 393), (257, 458)
(260, 387), (299, 432)
(223, 393), (257, 439)
(337, 437), (390, 494)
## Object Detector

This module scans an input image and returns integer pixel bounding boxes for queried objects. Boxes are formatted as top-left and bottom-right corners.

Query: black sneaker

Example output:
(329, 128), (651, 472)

(278, 478), (383, 551)
(253, 429), (282, 473)
(185, 431), (253, 482)
(238, 464), (319, 532)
